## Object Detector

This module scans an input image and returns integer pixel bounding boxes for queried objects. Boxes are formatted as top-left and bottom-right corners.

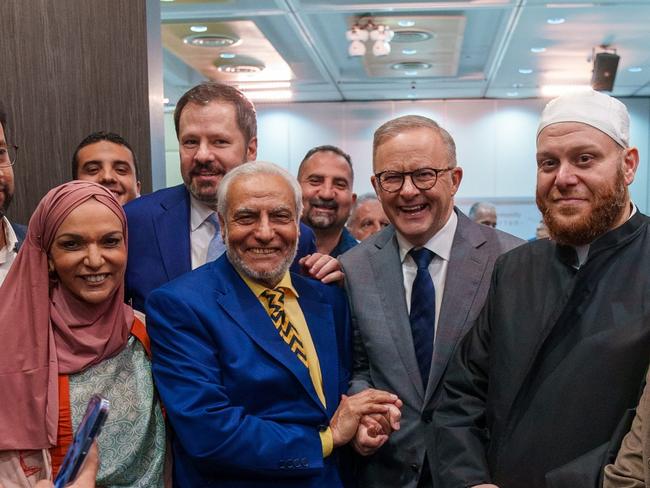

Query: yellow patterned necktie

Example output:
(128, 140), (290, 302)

(261, 287), (309, 368)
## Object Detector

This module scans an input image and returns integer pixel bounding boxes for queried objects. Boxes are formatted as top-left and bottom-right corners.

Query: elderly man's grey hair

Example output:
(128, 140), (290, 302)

(216, 161), (304, 219)
(468, 201), (496, 220)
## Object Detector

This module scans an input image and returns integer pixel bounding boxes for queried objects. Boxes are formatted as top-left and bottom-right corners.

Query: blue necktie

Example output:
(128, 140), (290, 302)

(206, 213), (226, 263)
(409, 247), (436, 387)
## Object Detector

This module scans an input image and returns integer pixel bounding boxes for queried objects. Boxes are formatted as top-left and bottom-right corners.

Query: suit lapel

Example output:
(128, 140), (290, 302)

(370, 230), (425, 400)
(215, 262), (328, 415)
(154, 187), (192, 281)
(294, 279), (339, 417)
(424, 211), (487, 405)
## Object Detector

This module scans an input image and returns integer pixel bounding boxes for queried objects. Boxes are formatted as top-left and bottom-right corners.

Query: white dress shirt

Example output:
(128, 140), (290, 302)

(189, 196), (220, 270)
(395, 210), (458, 330)
(0, 216), (18, 286)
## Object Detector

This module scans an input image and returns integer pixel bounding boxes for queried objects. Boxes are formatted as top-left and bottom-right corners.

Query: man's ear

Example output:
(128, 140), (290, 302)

(622, 147), (640, 186)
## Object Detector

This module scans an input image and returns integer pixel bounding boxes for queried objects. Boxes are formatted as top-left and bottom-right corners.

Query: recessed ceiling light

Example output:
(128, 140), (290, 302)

(184, 34), (239, 48)
(547, 17), (565, 24)
(404, 71), (418, 76)
(190, 25), (208, 33)
(506, 92), (519, 97)
(398, 20), (416, 27)
(220, 53), (236, 59)
(530, 47), (546, 53)
(628, 67), (643, 73)
(407, 94), (416, 99)
(163, 97), (170, 104)
(217, 64), (264, 74)
(392, 62), (432, 71)
(160, 0), (174, 2)
(402, 49), (417, 55)
(392, 30), (433, 43)
(518, 68), (533, 74)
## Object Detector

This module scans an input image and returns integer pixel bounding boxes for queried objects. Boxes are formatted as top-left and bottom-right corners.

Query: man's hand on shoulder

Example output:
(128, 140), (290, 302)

(329, 389), (401, 448)
(299, 253), (344, 284)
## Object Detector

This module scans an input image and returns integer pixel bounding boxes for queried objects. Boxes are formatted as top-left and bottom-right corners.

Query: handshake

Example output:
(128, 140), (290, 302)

(329, 389), (403, 456)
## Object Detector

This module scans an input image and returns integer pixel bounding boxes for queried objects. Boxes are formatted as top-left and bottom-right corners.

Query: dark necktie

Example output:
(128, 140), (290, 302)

(260, 287), (309, 368)
(409, 248), (436, 387)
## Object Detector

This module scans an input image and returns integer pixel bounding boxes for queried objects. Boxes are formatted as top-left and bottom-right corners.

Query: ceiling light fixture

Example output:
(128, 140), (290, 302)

(506, 91), (519, 97)
(392, 62), (432, 71)
(546, 17), (566, 24)
(184, 34), (239, 48)
(530, 47), (546, 53)
(628, 66), (643, 73)
(541, 84), (591, 97)
(220, 53), (236, 59)
(402, 49), (417, 55)
(398, 20), (416, 27)
(242, 90), (293, 102)
(190, 25), (208, 33)
(518, 68), (533, 74)
(346, 18), (394, 57)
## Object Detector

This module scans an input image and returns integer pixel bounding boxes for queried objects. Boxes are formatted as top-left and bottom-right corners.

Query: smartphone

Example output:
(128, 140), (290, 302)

(54, 394), (109, 488)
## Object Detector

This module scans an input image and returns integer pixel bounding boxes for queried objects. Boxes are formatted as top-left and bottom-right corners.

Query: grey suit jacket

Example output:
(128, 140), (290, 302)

(339, 208), (523, 488)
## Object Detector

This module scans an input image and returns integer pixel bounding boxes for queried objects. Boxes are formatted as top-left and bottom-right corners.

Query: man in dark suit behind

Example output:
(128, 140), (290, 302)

(339, 115), (523, 487)
(146, 161), (401, 487)
(124, 83), (326, 312)
(0, 104), (26, 286)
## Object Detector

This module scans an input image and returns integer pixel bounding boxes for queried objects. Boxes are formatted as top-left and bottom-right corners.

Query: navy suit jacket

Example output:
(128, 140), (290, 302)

(146, 256), (351, 487)
(124, 184), (317, 311)
(10, 222), (26, 251)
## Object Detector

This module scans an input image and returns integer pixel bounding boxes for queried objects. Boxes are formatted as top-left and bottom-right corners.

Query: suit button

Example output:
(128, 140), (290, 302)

(410, 463), (419, 472)
(287, 459), (293, 468)
(279, 460), (285, 469)
(422, 410), (433, 423)
(301, 457), (308, 467)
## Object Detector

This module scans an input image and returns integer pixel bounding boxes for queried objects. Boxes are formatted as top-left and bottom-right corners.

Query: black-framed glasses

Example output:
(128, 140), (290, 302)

(0, 144), (18, 167)
(374, 167), (454, 193)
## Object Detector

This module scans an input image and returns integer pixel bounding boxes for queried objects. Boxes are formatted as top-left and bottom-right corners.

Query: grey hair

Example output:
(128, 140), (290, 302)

(347, 193), (379, 226)
(216, 161), (303, 220)
(469, 201), (496, 220)
(373, 115), (457, 168)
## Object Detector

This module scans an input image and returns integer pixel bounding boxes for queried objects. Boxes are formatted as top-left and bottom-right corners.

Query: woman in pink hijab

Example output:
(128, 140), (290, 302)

(0, 181), (165, 487)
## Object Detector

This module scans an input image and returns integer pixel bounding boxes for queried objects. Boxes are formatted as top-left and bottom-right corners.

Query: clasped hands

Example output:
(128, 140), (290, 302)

(329, 389), (402, 456)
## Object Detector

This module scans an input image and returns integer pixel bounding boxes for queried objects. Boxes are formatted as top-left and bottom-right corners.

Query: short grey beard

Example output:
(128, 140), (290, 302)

(224, 228), (299, 288)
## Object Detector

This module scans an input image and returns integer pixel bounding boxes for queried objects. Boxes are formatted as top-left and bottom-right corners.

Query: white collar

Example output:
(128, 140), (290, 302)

(396, 209), (458, 263)
(0, 216), (18, 261)
(189, 194), (217, 231)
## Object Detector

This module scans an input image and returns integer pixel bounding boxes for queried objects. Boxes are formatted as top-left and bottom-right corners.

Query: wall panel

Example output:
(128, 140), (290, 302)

(0, 0), (152, 224)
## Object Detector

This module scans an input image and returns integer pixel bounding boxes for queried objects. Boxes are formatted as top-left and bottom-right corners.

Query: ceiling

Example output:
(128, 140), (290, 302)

(160, 0), (650, 104)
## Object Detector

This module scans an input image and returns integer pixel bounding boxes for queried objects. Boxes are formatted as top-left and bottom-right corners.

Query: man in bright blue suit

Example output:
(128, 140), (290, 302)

(125, 83), (324, 312)
(146, 162), (401, 487)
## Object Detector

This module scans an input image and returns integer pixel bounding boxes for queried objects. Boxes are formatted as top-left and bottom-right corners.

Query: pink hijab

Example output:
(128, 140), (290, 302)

(0, 180), (133, 449)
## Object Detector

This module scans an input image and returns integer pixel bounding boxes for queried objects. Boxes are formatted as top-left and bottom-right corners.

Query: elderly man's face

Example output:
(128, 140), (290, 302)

(76, 141), (140, 205)
(348, 199), (390, 241)
(536, 122), (638, 246)
(299, 151), (355, 232)
(220, 173), (298, 287)
(0, 124), (15, 218)
(473, 207), (497, 228)
(178, 101), (257, 207)
(372, 127), (462, 247)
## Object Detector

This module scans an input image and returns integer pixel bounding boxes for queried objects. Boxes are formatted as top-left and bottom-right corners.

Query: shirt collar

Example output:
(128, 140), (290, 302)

(0, 217), (18, 263)
(396, 209), (458, 264)
(239, 269), (299, 298)
(189, 195), (217, 232)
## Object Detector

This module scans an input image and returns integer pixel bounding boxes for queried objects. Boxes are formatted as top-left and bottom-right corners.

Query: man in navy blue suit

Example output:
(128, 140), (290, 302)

(146, 162), (401, 487)
(0, 105), (26, 286)
(125, 83), (334, 311)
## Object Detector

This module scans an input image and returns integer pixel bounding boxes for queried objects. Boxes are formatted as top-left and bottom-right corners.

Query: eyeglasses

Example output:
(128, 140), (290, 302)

(0, 144), (18, 167)
(374, 167), (454, 193)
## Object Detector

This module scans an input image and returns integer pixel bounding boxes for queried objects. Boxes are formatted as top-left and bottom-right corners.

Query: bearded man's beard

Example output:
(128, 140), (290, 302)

(536, 166), (628, 247)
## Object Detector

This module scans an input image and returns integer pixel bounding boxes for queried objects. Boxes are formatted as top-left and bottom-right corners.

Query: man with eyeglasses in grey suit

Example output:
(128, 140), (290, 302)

(0, 104), (25, 286)
(339, 115), (523, 488)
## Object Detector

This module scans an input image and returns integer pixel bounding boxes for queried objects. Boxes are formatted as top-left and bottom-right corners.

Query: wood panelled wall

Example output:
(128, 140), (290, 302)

(0, 0), (152, 225)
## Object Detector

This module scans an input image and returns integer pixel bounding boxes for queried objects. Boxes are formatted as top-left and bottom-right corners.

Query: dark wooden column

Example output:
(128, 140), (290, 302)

(0, 0), (155, 224)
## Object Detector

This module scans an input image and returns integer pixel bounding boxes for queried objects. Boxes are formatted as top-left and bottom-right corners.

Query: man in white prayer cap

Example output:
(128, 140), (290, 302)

(433, 89), (650, 488)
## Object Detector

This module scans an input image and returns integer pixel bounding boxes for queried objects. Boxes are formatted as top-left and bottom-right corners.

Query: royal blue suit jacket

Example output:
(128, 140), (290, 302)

(146, 256), (352, 487)
(124, 184), (317, 311)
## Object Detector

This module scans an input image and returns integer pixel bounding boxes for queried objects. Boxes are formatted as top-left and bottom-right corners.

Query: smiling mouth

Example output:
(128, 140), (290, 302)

(400, 203), (428, 214)
(248, 248), (278, 255)
(81, 274), (109, 284)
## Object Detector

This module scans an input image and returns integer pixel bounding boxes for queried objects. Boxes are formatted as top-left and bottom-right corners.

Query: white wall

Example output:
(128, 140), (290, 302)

(163, 97), (650, 240)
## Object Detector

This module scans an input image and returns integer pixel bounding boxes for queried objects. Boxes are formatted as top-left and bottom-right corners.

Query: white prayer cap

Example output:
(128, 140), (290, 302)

(537, 89), (629, 147)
